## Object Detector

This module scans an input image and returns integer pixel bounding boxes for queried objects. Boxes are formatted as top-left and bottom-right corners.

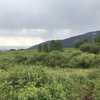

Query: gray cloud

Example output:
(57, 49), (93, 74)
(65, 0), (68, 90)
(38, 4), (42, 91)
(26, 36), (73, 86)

(0, 0), (100, 41)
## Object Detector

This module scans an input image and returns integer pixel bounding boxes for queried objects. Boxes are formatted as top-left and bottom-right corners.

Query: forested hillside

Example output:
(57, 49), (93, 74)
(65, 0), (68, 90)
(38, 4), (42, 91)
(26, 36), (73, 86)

(30, 30), (100, 49)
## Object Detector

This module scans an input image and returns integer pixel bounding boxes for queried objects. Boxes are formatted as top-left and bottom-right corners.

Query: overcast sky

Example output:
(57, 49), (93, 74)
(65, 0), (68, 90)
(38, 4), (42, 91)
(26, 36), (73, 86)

(0, 0), (100, 48)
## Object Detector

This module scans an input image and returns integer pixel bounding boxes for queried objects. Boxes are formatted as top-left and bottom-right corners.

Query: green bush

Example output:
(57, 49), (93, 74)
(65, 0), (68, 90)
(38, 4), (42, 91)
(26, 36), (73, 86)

(45, 51), (67, 67)
(68, 53), (96, 68)
(13, 56), (28, 64)
(80, 43), (100, 54)
(26, 52), (47, 65)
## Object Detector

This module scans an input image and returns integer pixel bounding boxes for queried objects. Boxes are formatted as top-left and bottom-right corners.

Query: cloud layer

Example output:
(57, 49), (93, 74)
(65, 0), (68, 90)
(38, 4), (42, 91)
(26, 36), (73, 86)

(0, 0), (100, 47)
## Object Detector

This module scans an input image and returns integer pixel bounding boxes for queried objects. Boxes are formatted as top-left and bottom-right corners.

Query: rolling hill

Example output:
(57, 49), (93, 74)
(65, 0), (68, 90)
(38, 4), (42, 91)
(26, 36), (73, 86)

(29, 30), (100, 49)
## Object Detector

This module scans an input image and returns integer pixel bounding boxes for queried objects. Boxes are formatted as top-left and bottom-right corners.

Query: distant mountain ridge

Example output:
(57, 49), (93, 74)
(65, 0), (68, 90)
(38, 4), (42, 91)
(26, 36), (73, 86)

(29, 30), (100, 49)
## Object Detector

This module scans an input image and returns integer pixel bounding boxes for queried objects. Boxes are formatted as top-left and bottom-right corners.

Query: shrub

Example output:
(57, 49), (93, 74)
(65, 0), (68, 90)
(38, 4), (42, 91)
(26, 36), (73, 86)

(26, 52), (48, 65)
(13, 56), (27, 64)
(80, 43), (100, 54)
(68, 53), (96, 68)
(45, 51), (67, 67)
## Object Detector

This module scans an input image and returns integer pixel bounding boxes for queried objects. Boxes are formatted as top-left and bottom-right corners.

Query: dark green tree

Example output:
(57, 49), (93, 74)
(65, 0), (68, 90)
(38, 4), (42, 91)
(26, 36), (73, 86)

(42, 44), (49, 52)
(38, 44), (42, 52)
(80, 43), (100, 54)
(49, 40), (63, 51)
(75, 39), (89, 48)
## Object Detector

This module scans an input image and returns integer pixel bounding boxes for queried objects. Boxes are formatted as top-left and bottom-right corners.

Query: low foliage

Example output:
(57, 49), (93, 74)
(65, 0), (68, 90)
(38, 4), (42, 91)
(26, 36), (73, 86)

(0, 48), (100, 100)
(9, 49), (100, 68)
(0, 65), (99, 100)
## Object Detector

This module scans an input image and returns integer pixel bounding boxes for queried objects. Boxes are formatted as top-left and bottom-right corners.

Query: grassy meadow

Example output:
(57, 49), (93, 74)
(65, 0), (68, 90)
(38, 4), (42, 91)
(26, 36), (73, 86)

(0, 48), (100, 100)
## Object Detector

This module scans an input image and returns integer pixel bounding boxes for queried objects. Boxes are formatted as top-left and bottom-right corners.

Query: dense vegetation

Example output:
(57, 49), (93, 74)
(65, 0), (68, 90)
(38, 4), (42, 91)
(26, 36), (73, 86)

(37, 40), (63, 52)
(0, 35), (100, 100)
(0, 48), (100, 100)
